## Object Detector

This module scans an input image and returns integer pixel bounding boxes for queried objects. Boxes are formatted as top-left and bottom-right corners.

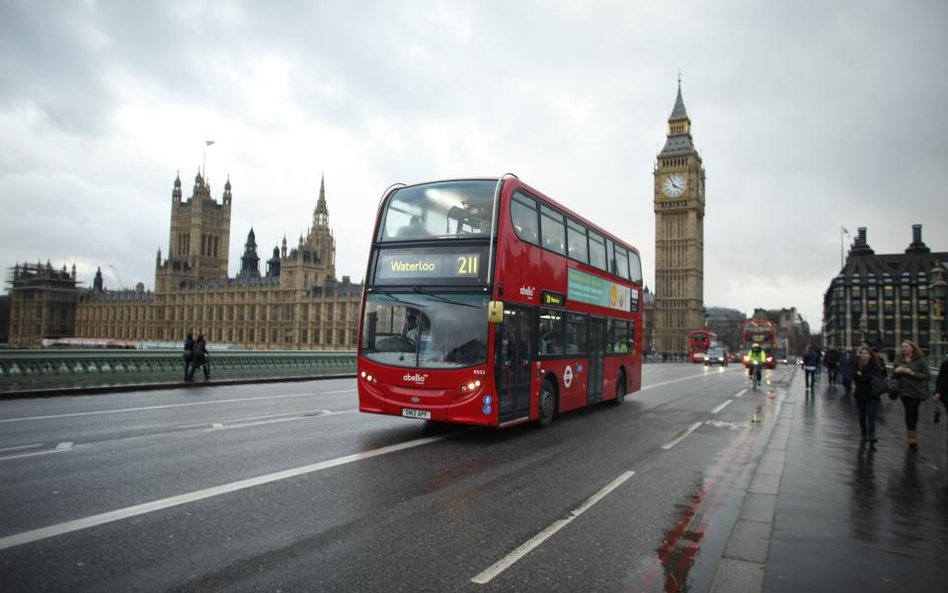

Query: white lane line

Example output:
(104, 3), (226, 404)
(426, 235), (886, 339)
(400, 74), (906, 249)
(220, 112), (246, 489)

(208, 409), (357, 431)
(0, 443), (44, 453)
(662, 422), (703, 450)
(0, 442), (73, 462)
(0, 390), (356, 424)
(734, 388), (748, 398)
(710, 400), (733, 414)
(471, 470), (635, 585)
(0, 433), (451, 551)
(640, 374), (713, 391)
(209, 411), (330, 431)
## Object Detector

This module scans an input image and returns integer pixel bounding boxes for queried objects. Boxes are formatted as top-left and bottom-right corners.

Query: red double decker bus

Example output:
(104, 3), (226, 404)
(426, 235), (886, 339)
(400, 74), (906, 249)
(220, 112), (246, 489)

(357, 175), (644, 427)
(742, 319), (777, 368)
(687, 329), (717, 363)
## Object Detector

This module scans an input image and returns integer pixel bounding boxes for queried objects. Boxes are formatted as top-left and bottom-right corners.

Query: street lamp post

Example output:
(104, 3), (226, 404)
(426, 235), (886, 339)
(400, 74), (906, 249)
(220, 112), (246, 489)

(929, 264), (947, 369)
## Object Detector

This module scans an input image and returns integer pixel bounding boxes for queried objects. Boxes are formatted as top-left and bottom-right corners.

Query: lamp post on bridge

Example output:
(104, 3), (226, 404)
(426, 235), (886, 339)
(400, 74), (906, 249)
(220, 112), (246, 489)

(929, 264), (947, 369)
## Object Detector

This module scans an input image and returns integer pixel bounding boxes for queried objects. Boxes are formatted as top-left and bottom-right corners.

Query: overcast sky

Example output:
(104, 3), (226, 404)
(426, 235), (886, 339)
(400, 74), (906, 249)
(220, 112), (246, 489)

(2, 0), (946, 329)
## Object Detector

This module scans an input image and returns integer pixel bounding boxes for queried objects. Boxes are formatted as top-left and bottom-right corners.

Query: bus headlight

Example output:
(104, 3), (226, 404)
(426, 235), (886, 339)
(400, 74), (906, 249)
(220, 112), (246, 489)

(460, 379), (482, 393)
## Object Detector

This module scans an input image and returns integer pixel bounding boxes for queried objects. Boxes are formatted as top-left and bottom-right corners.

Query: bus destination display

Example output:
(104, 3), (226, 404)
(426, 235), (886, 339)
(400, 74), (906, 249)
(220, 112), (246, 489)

(374, 247), (488, 284)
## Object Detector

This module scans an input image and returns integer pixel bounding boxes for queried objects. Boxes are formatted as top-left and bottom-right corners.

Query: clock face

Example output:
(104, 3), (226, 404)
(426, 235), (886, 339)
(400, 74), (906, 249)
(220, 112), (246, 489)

(662, 173), (687, 197)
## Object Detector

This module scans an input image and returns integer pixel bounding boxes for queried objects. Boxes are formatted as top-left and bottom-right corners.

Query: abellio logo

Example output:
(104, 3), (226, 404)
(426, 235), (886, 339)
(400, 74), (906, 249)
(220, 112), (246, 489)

(403, 372), (428, 384)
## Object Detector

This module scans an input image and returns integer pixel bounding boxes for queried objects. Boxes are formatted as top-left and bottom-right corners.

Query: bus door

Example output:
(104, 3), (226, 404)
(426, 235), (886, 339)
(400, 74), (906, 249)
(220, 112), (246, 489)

(587, 317), (605, 404)
(494, 306), (533, 423)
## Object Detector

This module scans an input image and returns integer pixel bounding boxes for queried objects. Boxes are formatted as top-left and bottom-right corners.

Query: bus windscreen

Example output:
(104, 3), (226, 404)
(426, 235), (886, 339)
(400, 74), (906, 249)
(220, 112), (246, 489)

(379, 180), (496, 241)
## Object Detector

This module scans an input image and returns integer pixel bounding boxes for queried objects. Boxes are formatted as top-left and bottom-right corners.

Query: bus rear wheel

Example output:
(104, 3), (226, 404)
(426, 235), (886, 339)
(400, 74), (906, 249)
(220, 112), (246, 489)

(537, 379), (556, 428)
(612, 371), (627, 405)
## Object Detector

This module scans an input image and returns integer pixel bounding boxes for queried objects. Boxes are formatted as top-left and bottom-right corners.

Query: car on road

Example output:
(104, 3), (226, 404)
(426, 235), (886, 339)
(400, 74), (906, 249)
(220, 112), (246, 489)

(703, 347), (729, 366)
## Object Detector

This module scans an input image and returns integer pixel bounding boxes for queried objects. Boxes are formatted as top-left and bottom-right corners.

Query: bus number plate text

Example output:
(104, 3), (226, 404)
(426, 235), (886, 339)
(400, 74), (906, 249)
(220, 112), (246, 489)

(402, 408), (432, 420)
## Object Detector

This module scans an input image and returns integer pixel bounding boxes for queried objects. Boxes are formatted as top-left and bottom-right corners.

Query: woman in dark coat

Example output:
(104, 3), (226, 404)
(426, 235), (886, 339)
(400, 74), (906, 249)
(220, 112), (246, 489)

(852, 346), (885, 443)
(182, 332), (194, 382)
(839, 349), (856, 396)
(190, 334), (209, 381)
(892, 340), (930, 450)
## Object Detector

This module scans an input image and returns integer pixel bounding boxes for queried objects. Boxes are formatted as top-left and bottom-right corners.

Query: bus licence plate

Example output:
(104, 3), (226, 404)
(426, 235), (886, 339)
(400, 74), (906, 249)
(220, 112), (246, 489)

(402, 408), (431, 420)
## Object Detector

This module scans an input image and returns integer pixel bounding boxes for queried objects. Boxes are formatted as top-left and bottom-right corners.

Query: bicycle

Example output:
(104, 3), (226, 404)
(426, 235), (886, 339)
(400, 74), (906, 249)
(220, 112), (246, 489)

(750, 361), (762, 390)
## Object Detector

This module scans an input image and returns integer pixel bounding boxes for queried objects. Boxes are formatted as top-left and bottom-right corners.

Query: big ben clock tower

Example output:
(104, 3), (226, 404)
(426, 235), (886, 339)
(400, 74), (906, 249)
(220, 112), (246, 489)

(653, 80), (706, 354)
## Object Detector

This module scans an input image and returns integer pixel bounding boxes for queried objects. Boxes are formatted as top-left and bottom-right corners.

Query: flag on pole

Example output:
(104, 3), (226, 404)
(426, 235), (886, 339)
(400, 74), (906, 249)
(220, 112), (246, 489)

(842, 226), (850, 235)
(206, 140), (216, 146)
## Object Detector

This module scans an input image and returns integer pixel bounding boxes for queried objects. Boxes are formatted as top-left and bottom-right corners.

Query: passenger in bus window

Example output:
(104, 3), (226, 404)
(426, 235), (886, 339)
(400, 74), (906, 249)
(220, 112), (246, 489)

(397, 216), (427, 238)
(403, 308), (429, 343)
(539, 322), (553, 355)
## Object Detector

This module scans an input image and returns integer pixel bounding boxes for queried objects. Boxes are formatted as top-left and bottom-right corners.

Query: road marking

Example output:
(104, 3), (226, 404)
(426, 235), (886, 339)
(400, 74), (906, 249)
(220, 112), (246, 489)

(0, 442), (73, 462)
(640, 373), (714, 391)
(471, 470), (635, 585)
(704, 420), (748, 431)
(0, 433), (451, 551)
(207, 409), (357, 431)
(662, 422), (703, 450)
(734, 388), (748, 398)
(208, 410), (335, 430)
(0, 390), (356, 424)
(0, 443), (43, 453)
(710, 400), (733, 414)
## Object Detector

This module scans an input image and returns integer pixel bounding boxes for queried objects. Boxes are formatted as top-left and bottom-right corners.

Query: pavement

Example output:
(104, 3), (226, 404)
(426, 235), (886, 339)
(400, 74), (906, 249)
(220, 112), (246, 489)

(710, 367), (948, 593)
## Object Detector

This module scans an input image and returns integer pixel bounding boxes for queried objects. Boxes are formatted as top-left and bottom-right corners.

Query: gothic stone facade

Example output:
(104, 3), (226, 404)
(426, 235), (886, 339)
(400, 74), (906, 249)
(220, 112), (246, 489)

(69, 172), (362, 350)
(7, 262), (80, 346)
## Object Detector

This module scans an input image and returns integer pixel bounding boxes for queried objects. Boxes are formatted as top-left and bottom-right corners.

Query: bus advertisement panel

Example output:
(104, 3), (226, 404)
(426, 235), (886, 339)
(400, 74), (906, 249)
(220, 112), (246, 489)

(358, 176), (644, 428)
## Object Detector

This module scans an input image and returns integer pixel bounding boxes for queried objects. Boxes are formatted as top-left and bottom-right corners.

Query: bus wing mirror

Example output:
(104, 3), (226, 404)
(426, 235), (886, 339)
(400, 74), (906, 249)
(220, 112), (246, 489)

(488, 301), (504, 324)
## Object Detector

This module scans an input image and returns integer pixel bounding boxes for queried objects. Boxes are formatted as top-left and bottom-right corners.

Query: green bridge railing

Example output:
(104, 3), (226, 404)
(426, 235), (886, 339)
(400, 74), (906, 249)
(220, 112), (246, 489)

(0, 349), (356, 395)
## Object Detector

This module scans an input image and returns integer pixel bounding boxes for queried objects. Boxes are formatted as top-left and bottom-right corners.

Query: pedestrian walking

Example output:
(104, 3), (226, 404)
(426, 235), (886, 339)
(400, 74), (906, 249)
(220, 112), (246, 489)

(802, 345), (819, 390)
(892, 340), (930, 450)
(182, 332), (194, 382)
(823, 345), (841, 385)
(839, 349), (856, 396)
(852, 346), (884, 443)
(189, 334), (210, 381)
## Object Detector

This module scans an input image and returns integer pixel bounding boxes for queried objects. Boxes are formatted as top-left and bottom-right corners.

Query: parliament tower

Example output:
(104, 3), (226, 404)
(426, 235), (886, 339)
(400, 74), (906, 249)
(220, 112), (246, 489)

(155, 170), (232, 292)
(653, 81), (706, 354)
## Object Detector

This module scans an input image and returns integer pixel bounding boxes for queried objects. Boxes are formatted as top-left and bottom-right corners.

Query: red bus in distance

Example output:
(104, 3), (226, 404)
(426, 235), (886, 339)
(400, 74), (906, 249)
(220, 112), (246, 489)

(687, 329), (717, 363)
(742, 319), (777, 368)
(357, 175), (644, 428)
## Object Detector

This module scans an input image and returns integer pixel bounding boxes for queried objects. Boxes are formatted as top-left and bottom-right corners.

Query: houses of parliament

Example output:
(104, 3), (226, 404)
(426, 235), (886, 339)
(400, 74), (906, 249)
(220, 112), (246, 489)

(5, 172), (362, 349)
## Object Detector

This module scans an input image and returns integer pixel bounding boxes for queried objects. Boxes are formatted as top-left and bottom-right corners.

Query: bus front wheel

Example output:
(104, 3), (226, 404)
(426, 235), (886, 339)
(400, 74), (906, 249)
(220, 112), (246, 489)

(537, 379), (557, 428)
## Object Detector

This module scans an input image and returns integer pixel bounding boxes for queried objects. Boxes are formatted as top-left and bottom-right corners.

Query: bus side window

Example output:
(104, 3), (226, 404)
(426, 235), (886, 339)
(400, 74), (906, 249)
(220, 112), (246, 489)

(629, 251), (643, 283)
(540, 205), (566, 256)
(539, 309), (564, 355)
(511, 193), (539, 245)
(566, 313), (586, 354)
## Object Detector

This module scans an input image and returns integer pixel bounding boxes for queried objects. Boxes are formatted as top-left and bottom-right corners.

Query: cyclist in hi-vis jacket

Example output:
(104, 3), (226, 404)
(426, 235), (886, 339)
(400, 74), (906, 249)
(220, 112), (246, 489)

(746, 343), (767, 381)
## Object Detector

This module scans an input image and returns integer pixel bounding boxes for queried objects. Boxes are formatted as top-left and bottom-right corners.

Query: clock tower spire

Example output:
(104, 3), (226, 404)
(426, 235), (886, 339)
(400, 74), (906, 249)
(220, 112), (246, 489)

(653, 79), (706, 355)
